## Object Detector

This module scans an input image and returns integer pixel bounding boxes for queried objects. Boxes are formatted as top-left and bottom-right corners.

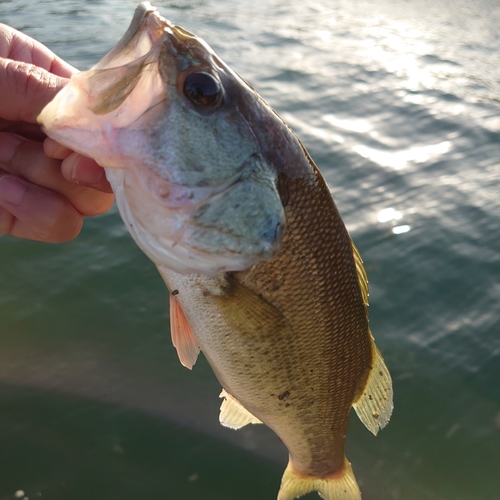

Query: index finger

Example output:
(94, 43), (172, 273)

(0, 58), (69, 123)
(0, 23), (76, 78)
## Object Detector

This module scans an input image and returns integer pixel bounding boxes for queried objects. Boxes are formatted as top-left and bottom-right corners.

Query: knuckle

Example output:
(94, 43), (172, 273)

(5, 59), (36, 104)
(41, 206), (83, 243)
(49, 216), (83, 243)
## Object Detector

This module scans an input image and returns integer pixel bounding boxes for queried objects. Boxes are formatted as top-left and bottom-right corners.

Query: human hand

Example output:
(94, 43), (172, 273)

(0, 24), (114, 243)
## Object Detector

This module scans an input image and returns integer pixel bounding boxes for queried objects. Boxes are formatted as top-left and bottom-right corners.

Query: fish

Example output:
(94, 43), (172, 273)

(38, 3), (393, 499)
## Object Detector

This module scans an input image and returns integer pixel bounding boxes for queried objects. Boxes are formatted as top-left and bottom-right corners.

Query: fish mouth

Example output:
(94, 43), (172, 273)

(84, 3), (170, 117)
(37, 2), (174, 164)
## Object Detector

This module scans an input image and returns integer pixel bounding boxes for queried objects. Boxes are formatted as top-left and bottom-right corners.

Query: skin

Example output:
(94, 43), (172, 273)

(0, 24), (114, 243)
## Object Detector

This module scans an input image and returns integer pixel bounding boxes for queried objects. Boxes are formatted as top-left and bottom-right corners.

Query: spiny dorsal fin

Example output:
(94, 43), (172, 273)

(169, 293), (200, 370)
(351, 240), (369, 306)
(219, 389), (262, 429)
(352, 345), (393, 435)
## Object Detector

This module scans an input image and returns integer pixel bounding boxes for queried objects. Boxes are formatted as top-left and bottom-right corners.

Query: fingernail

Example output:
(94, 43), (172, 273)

(0, 133), (22, 163)
(0, 176), (27, 206)
(67, 154), (104, 185)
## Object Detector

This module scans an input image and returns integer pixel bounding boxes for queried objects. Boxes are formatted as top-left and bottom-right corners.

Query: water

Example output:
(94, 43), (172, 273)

(1, 0), (499, 498)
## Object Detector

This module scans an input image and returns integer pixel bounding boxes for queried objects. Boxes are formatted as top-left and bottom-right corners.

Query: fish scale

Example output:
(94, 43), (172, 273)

(161, 160), (373, 481)
(234, 170), (372, 475)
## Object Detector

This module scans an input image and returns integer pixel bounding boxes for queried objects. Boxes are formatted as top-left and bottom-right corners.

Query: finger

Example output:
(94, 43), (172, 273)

(61, 152), (113, 193)
(0, 132), (114, 216)
(45, 139), (113, 194)
(0, 23), (76, 78)
(0, 58), (69, 123)
(43, 136), (73, 160)
(0, 172), (83, 243)
(0, 205), (13, 234)
(0, 118), (45, 141)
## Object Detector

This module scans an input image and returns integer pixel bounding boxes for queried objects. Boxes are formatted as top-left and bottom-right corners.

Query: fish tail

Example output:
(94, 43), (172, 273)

(277, 457), (361, 500)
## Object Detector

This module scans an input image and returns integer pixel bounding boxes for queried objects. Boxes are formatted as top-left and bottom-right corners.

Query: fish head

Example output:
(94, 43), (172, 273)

(39, 2), (285, 275)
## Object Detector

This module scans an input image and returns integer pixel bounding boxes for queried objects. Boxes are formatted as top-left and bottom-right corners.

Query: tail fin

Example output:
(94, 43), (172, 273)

(277, 457), (361, 500)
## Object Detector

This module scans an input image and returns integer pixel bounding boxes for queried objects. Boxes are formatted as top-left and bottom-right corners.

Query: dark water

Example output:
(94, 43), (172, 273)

(1, 0), (499, 499)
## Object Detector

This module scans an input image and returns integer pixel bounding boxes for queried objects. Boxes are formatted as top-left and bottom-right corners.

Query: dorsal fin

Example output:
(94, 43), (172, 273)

(219, 389), (262, 429)
(350, 241), (393, 434)
(169, 293), (200, 370)
(351, 240), (369, 306)
(352, 345), (393, 435)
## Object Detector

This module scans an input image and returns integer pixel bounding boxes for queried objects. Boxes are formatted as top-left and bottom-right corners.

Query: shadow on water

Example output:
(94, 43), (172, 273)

(0, 384), (281, 500)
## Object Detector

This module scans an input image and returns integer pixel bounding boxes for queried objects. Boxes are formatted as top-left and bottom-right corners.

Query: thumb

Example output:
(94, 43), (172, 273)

(0, 58), (69, 123)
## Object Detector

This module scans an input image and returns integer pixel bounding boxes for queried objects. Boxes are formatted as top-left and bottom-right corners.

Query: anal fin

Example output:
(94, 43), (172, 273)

(219, 389), (262, 429)
(352, 345), (393, 435)
(169, 293), (200, 370)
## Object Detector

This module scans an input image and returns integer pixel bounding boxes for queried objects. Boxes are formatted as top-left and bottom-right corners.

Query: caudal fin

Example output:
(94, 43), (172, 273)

(277, 457), (361, 500)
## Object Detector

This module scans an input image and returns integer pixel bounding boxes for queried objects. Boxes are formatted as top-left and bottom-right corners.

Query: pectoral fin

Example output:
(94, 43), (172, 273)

(352, 345), (393, 435)
(219, 389), (262, 429)
(169, 293), (200, 370)
(211, 274), (294, 347)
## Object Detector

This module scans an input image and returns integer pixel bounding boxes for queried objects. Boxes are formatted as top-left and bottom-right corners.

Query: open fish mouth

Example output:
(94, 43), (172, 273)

(39, 2), (286, 276)
(38, 3), (171, 163)
(91, 2), (168, 73)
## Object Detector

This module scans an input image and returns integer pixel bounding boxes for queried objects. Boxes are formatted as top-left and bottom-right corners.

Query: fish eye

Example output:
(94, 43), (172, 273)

(183, 71), (222, 109)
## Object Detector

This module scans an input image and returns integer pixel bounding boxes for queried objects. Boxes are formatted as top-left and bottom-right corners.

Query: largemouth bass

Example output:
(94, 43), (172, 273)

(39, 3), (393, 499)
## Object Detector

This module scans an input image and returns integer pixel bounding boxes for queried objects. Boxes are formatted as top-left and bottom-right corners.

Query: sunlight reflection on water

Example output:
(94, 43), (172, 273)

(353, 140), (452, 170)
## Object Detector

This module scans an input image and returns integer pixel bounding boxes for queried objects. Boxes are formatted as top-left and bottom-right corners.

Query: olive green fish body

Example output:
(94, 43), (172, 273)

(162, 143), (373, 478)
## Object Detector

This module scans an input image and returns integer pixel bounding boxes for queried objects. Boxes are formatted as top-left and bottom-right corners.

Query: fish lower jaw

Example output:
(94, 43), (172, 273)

(39, 120), (127, 170)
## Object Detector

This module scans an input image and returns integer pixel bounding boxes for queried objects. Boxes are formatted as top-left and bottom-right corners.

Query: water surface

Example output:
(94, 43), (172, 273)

(0, 1), (499, 499)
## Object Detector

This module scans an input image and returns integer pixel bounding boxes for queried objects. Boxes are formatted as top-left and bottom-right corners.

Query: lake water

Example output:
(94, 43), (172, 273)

(1, 0), (499, 499)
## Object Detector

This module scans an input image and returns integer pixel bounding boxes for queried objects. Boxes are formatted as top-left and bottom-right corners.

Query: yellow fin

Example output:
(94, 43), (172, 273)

(169, 293), (200, 370)
(278, 457), (361, 500)
(351, 240), (369, 306)
(352, 345), (393, 435)
(219, 389), (262, 429)
(350, 241), (393, 434)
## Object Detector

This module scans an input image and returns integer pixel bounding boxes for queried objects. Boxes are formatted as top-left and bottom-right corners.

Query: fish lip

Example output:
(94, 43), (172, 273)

(93, 2), (171, 70)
